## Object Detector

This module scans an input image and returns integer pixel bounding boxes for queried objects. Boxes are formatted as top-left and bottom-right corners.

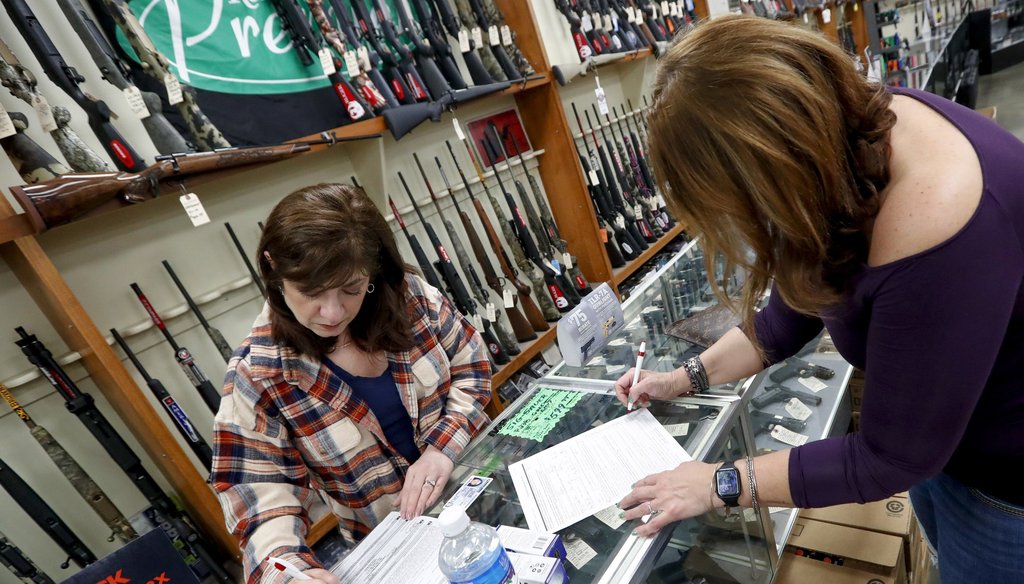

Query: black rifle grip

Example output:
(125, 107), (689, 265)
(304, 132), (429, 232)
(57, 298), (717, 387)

(462, 49), (494, 85)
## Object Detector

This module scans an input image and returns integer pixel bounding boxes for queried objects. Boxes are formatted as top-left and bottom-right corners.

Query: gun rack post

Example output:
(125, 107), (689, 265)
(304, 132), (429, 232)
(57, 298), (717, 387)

(0, 195), (239, 560)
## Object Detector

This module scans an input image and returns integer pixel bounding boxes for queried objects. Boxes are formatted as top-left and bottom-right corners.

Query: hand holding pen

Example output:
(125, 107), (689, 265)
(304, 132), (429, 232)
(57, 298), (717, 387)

(267, 556), (339, 584)
(614, 352), (693, 409)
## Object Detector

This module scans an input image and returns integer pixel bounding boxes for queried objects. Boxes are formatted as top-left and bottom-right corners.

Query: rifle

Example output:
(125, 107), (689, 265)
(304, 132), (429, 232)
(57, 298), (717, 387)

(56, 0), (191, 155)
(326, 0), (404, 108)
(445, 140), (551, 330)
(0, 383), (138, 544)
(482, 126), (574, 312)
(402, 0), (470, 90)
(415, 153), (527, 351)
(382, 81), (509, 140)
(396, 171), (510, 364)
(308, 0), (391, 112)
(12, 135), (337, 231)
(91, 0), (230, 150)
(500, 125), (594, 296)
(130, 283), (222, 413)
(570, 102), (638, 262)
(0, 455), (96, 568)
(555, 0), (599, 61)
(225, 222), (267, 297)
(3, 1), (143, 171)
(273, 0), (374, 122)
(433, 155), (540, 341)
(438, 0), (506, 84)
(583, 107), (650, 250)
(616, 103), (672, 228)
(454, 135), (561, 321)
(351, 0), (431, 102)
(367, 0), (448, 99)
(14, 327), (233, 583)
(478, 0), (535, 75)
(603, 104), (663, 238)
(163, 260), (234, 362)
(0, 39), (113, 172)
(0, 530), (52, 584)
(387, 195), (444, 292)
(0, 111), (70, 184)
(589, 105), (656, 244)
(110, 328), (215, 470)
(636, 0), (669, 41)
(750, 383), (823, 410)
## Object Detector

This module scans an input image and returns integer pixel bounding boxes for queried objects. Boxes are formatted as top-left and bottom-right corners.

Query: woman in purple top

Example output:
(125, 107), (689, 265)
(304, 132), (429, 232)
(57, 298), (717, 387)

(614, 15), (1024, 581)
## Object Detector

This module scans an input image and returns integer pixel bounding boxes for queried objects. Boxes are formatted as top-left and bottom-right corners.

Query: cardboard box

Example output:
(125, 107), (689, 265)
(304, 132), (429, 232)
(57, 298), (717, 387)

(497, 525), (567, 562)
(508, 552), (568, 584)
(800, 494), (914, 571)
(776, 553), (898, 584)
(786, 518), (907, 583)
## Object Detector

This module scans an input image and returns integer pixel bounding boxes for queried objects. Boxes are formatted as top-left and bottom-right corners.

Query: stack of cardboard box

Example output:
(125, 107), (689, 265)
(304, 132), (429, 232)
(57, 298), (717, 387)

(774, 493), (935, 584)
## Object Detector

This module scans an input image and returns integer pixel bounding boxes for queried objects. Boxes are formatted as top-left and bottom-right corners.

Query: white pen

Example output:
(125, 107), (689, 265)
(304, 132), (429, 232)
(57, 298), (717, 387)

(268, 556), (313, 580)
(627, 341), (646, 411)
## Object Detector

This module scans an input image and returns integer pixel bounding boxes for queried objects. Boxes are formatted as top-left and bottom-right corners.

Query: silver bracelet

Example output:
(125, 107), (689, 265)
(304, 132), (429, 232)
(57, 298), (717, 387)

(681, 356), (710, 393)
(746, 455), (759, 513)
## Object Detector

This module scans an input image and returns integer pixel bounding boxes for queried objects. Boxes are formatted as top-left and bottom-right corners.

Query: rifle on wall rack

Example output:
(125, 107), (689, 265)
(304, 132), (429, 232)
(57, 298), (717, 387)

(162, 260), (234, 362)
(308, 0), (391, 112)
(0, 529), (53, 584)
(0, 383), (138, 545)
(0, 111), (71, 184)
(401, 0), (470, 90)
(110, 328), (215, 470)
(225, 222), (266, 297)
(326, 0), (405, 107)
(14, 327), (234, 583)
(598, 103), (662, 240)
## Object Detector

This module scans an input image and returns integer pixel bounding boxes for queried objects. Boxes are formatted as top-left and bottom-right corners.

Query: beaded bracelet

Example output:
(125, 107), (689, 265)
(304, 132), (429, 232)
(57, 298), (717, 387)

(681, 356), (710, 393)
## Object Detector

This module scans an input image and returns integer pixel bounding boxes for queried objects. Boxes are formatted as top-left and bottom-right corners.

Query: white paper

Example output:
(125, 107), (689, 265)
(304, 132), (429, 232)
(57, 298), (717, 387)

(593, 505), (626, 529)
(489, 25), (501, 46)
(785, 398), (813, 421)
(503, 288), (515, 308)
(564, 539), (598, 569)
(332, 513), (447, 584)
(798, 377), (829, 393)
(179, 193), (210, 226)
(164, 73), (184, 105)
(122, 86), (151, 119)
(501, 25), (513, 46)
(770, 425), (809, 446)
(472, 27), (483, 48)
(509, 408), (692, 533)
(664, 422), (690, 436)
(485, 302), (497, 322)
(458, 29), (471, 52)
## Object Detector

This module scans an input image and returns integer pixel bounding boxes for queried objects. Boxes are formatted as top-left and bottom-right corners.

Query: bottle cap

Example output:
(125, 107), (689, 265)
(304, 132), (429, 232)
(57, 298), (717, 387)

(438, 506), (471, 537)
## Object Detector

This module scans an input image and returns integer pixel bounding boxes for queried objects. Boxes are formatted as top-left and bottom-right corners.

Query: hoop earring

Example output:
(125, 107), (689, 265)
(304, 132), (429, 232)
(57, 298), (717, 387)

(366, 283), (375, 294)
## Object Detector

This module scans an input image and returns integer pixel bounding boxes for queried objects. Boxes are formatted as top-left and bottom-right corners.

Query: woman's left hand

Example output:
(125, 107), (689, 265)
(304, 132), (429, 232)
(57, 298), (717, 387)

(397, 445), (454, 520)
(619, 461), (720, 537)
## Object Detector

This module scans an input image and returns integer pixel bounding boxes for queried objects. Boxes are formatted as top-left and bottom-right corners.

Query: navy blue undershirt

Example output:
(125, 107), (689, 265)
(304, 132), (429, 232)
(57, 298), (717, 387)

(323, 358), (421, 464)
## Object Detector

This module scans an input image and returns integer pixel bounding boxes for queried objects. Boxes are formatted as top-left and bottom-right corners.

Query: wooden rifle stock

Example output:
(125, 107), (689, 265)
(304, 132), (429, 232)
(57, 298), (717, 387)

(12, 142), (320, 231)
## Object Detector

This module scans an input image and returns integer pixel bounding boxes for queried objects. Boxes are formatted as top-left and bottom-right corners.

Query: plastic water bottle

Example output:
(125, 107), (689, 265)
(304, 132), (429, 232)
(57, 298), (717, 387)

(438, 507), (518, 584)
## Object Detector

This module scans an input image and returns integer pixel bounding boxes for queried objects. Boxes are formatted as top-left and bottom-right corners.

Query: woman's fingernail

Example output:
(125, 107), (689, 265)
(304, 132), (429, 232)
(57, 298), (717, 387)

(618, 511), (625, 519)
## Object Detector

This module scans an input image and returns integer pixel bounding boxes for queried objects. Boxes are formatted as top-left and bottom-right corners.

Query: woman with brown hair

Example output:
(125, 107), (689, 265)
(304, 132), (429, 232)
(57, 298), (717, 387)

(615, 15), (1024, 581)
(210, 183), (492, 583)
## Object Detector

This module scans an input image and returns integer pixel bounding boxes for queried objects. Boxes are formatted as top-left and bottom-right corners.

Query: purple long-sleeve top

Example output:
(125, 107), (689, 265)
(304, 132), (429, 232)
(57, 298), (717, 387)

(754, 88), (1024, 508)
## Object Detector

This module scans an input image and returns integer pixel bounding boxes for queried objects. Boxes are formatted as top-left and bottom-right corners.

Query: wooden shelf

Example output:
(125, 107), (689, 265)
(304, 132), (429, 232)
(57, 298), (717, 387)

(308, 514), (338, 547)
(493, 326), (559, 389)
(611, 223), (687, 286)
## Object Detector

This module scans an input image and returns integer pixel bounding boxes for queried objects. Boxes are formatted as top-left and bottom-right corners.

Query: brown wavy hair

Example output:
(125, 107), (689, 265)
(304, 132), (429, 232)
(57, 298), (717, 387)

(647, 15), (896, 334)
(257, 183), (416, 357)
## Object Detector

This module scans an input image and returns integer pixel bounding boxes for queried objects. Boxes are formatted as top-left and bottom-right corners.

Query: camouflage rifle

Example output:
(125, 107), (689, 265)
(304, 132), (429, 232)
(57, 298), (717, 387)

(434, 0), (505, 84)
(452, 0), (507, 82)
(56, 0), (192, 155)
(467, 0), (533, 78)
(12, 134), (339, 231)
(0, 528), (54, 584)
(308, 0), (390, 112)
(0, 111), (71, 184)
(0, 39), (112, 172)
(0, 383), (138, 544)
(479, 0), (536, 75)
(325, 0), (403, 107)
(93, 0), (231, 150)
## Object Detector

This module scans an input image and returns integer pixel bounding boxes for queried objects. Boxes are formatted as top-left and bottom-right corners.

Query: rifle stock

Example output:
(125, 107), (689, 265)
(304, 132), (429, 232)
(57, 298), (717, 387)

(382, 82), (510, 139)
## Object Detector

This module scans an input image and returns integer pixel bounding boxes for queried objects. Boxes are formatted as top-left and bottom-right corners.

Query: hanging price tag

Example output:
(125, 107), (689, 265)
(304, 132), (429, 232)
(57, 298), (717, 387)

(179, 192), (210, 226)
(344, 51), (362, 77)
(0, 104), (15, 139)
(164, 73), (184, 105)
(603, 14), (613, 31)
(803, 12), (809, 23)
(501, 25), (513, 46)
(822, 8), (832, 22)
(595, 83), (609, 116)
(458, 29), (471, 52)
(770, 425), (809, 446)
(562, 252), (573, 269)
(485, 302), (497, 322)
(686, 0), (695, 11)
(502, 288), (515, 309)
(470, 313), (484, 332)
(662, 1), (670, 14)
(32, 94), (58, 132)
(581, 13), (593, 32)
(317, 48), (336, 75)
(634, 204), (643, 218)
(651, 3), (659, 17)
(452, 117), (466, 141)
(357, 46), (372, 71)
(785, 398), (813, 421)
(615, 215), (626, 229)
(588, 169), (600, 186)
(627, 6), (637, 22)
(489, 25), (500, 46)
(122, 86), (151, 119)
(471, 27), (483, 47)
(672, 2), (681, 16)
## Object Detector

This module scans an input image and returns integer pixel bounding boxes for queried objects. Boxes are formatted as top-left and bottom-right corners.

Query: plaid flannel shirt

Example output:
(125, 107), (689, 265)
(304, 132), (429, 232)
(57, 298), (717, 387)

(211, 274), (491, 583)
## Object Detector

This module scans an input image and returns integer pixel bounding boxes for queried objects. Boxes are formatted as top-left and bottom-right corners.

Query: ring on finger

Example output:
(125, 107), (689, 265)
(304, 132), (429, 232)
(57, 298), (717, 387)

(424, 478), (437, 488)
(646, 502), (654, 515)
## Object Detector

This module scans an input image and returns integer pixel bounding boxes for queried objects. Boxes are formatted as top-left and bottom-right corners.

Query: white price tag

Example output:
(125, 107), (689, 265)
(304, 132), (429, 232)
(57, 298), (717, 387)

(656, 194), (667, 208)
(565, 539), (598, 569)
(458, 28), (471, 52)
(179, 192), (210, 226)
(588, 169), (600, 186)
(562, 252), (573, 269)
(603, 14), (614, 31)
(615, 215), (626, 229)
(785, 398), (813, 421)
(595, 85), (609, 115)
(32, 94), (58, 132)
(164, 73), (184, 105)
(651, 3), (660, 17)
(471, 313), (484, 332)
(662, 1), (670, 14)
(803, 12), (809, 23)
(471, 27), (483, 47)
(686, 0), (695, 11)
(357, 46), (372, 71)
(627, 6), (638, 22)
(501, 25), (513, 46)
(770, 425), (809, 446)
(664, 422), (690, 436)
(485, 302), (497, 322)
(343, 50), (360, 77)
(122, 86), (151, 119)
(489, 25), (500, 46)
(452, 117), (466, 141)
(0, 104), (15, 139)
(798, 376), (829, 393)
(822, 8), (832, 23)
(317, 48), (335, 76)
(593, 505), (626, 529)
(502, 288), (515, 309)
(634, 204), (643, 217)
(592, 12), (603, 27)
(581, 13), (594, 32)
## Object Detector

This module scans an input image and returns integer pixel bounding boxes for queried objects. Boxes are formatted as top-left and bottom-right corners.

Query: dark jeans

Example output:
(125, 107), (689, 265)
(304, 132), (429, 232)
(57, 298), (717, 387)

(909, 473), (1024, 583)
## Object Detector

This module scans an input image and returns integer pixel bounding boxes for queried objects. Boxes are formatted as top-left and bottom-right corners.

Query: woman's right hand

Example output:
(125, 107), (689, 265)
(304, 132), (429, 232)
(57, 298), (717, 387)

(614, 368), (690, 408)
(300, 568), (340, 584)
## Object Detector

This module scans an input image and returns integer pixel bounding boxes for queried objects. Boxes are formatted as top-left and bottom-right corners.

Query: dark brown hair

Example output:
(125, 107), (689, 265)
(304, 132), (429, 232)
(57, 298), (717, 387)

(647, 15), (896, 335)
(257, 183), (415, 356)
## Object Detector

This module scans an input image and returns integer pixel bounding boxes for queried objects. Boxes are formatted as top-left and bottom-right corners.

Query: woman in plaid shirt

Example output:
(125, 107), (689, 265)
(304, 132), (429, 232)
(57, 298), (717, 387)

(210, 183), (493, 583)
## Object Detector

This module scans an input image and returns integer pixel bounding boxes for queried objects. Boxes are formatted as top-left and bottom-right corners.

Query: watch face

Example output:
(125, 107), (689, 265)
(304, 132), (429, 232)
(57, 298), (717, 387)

(716, 468), (741, 497)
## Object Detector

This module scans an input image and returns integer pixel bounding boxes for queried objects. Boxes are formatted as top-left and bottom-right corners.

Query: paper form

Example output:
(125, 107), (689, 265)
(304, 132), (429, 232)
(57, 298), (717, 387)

(509, 409), (692, 533)
(331, 512), (447, 584)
